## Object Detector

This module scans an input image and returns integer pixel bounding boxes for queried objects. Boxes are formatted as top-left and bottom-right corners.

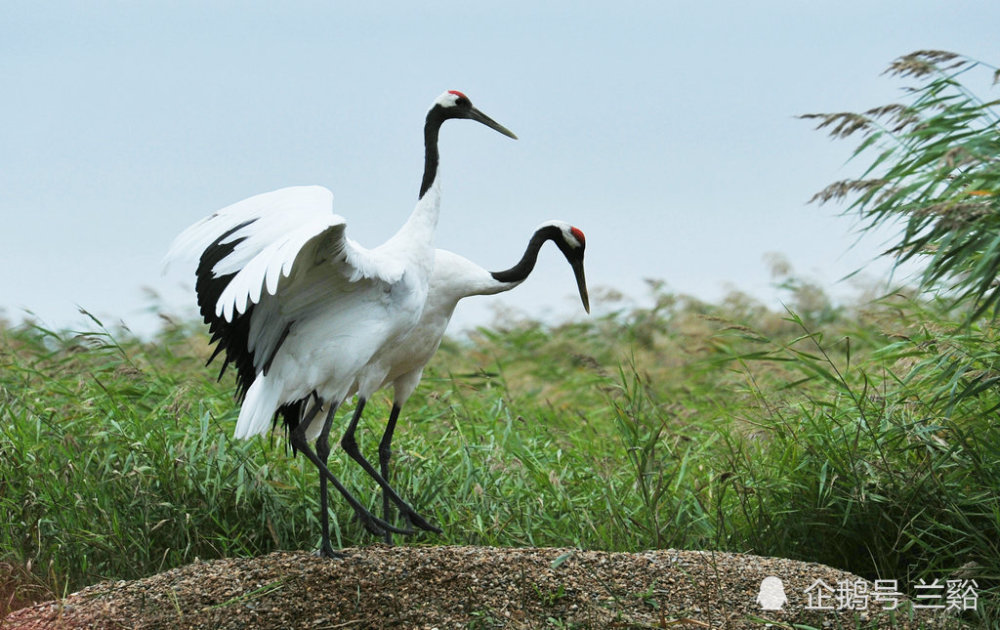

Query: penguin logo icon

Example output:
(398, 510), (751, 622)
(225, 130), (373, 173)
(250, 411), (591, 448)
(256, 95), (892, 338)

(756, 576), (787, 610)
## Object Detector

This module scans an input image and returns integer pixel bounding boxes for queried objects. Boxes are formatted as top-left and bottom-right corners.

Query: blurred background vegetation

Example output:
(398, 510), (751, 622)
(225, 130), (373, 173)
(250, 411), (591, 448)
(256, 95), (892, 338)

(2, 50), (999, 627)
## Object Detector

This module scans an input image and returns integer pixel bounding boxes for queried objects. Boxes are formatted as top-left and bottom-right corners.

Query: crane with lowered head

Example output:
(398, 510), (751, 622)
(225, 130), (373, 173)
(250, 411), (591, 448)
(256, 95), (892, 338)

(358, 220), (590, 543)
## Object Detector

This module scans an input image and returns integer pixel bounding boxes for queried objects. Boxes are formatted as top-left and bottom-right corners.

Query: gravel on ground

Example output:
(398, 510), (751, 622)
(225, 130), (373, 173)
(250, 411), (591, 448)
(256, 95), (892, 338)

(3, 545), (961, 629)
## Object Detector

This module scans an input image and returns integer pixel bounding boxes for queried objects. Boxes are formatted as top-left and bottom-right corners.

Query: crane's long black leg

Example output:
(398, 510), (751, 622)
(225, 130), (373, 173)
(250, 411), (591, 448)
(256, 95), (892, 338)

(288, 403), (413, 548)
(291, 400), (342, 558)
(341, 397), (441, 535)
(314, 402), (341, 558)
(378, 402), (404, 545)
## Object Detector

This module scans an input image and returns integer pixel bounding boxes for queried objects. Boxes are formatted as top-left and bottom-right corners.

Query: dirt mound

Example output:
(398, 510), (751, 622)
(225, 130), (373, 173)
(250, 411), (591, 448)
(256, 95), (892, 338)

(3, 546), (957, 629)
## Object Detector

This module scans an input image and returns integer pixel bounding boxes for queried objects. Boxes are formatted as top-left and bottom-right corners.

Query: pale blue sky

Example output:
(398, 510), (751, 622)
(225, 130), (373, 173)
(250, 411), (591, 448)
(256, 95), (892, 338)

(3, 2), (998, 335)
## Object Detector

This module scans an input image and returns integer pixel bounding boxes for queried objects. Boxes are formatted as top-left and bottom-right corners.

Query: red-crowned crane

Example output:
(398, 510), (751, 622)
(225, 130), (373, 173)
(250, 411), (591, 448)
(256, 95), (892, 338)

(362, 220), (589, 542)
(165, 90), (516, 557)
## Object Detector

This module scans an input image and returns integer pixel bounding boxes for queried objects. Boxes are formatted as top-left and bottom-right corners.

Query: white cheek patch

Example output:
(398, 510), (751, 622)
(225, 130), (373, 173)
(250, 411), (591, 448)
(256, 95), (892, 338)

(434, 91), (461, 108)
(562, 226), (585, 249)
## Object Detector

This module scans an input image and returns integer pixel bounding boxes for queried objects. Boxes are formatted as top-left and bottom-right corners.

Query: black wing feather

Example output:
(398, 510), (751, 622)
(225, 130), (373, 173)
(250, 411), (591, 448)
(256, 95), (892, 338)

(195, 220), (310, 443)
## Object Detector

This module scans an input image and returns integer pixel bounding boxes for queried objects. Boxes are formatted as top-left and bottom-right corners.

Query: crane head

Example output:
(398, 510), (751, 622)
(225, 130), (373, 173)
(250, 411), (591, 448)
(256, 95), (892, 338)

(544, 221), (590, 314)
(431, 90), (518, 139)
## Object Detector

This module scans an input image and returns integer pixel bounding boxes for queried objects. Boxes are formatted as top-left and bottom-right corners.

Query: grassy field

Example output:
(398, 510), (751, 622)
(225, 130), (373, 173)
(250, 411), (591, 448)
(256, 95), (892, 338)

(1, 278), (998, 627)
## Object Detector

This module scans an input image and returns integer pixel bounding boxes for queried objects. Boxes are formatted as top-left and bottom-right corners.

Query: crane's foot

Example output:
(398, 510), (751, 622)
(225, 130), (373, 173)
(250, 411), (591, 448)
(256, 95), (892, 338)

(354, 506), (414, 538)
(396, 507), (441, 535)
(314, 531), (347, 559)
(315, 544), (347, 559)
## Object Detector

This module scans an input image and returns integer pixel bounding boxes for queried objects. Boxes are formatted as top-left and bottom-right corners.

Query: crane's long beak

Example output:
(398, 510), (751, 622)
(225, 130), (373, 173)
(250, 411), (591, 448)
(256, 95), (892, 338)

(469, 106), (517, 139)
(571, 258), (590, 314)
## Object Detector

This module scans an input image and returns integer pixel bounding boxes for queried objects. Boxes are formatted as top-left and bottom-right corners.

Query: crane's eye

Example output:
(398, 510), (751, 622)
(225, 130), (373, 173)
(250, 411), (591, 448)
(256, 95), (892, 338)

(447, 90), (471, 108)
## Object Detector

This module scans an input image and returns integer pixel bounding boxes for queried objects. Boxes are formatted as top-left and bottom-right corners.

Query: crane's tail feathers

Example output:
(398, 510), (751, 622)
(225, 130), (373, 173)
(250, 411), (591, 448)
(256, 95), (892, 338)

(234, 376), (282, 439)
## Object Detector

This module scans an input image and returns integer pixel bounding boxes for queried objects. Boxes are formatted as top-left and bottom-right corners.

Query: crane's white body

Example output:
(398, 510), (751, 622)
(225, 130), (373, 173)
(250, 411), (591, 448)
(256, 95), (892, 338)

(166, 181), (442, 439)
(352, 248), (514, 406)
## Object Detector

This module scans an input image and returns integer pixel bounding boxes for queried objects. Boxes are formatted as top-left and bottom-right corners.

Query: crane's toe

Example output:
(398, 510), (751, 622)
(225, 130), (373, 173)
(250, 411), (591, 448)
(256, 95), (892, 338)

(356, 509), (414, 537)
(402, 509), (442, 534)
(315, 545), (347, 559)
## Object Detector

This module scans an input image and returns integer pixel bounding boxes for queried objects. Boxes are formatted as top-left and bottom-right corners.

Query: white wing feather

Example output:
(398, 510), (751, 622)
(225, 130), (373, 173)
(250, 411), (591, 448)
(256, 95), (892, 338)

(165, 185), (406, 322)
(165, 186), (334, 268)
(217, 215), (340, 321)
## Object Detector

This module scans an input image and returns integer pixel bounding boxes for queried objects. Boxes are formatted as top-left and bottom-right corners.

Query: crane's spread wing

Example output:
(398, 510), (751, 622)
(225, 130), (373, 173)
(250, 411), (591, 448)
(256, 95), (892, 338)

(165, 185), (405, 322)
(166, 186), (334, 271)
(165, 185), (408, 407)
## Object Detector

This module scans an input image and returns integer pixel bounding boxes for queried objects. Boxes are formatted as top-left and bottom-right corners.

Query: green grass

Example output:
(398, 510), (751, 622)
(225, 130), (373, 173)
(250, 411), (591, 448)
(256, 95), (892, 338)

(1, 283), (998, 627)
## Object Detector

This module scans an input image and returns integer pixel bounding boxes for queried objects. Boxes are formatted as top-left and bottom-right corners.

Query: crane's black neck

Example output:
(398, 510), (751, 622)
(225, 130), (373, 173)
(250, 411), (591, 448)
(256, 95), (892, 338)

(419, 106), (447, 199)
(490, 225), (563, 284)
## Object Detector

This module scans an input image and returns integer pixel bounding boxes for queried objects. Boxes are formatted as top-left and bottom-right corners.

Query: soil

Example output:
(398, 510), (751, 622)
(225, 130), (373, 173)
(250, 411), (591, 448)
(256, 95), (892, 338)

(2, 545), (961, 629)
